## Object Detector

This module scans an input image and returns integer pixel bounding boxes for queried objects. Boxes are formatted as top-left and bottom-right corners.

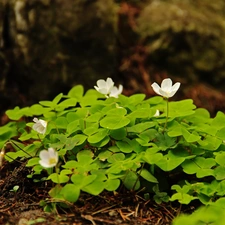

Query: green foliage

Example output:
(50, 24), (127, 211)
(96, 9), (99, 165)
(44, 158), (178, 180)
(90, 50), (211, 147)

(3, 83), (225, 214)
(172, 198), (225, 225)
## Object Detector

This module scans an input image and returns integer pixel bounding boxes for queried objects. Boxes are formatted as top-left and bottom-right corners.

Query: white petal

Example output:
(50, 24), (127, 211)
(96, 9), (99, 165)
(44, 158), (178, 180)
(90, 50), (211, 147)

(39, 150), (50, 160)
(161, 78), (172, 92)
(118, 84), (123, 93)
(171, 82), (180, 92)
(96, 79), (106, 89)
(106, 78), (114, 89)
(39, 159), (50, 168)
(33, 117), (38, 123)
(151, 83), (162, 96)
(39, 119), (47, 128)
(48, 148), (58, 159)
(159, 89), (170, 98)
(97, 88), (109, 95)
(109, 85), (123, 98)
(154, 110), (160, 117)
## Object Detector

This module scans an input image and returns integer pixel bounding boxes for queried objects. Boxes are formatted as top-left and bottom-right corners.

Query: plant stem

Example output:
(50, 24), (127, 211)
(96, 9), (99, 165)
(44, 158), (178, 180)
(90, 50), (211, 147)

(163, 98), (169, 132)
(10, 140), (33, 157)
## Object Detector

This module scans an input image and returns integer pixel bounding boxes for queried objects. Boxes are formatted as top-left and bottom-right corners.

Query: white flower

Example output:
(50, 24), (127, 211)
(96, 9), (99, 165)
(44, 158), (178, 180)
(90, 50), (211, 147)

(39, 147), (58, 168)
(151, 78), (180, 98)
(153, 109), (160, 117)
(32, 117), (47, 134)
(109, 85), (123, 98)
(94, 78), (114, 95)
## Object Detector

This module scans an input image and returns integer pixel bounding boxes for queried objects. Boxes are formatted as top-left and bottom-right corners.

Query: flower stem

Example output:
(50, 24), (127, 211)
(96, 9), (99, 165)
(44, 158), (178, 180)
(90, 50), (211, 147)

(163, 98), (169, 132)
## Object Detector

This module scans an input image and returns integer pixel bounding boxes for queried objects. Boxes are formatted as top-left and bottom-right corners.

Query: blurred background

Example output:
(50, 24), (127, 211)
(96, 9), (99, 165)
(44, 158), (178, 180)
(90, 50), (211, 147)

(0, 0), (225, 117)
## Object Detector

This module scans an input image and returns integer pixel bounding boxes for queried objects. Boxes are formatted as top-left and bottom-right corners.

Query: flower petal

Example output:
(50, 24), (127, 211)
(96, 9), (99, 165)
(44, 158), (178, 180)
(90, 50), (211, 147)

(159, 89), (170, 98)
(48, 148), (58, 159)
(106, 78), (114, 89)
(39, 119), (47, 128)
(161, 78), (172, 92)
(171, 82), (180, 92)
(33, 117), (38, 123)
(109, 85), (123, 98)
(96, 79), (106, 89)
(39, 150), (50, 161)
(151, 83), (161, 96)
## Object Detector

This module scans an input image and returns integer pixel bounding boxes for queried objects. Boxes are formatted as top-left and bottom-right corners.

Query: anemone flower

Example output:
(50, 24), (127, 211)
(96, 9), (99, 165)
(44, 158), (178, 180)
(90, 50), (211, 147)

(151, 78), (180, 98)
(39, 147), (58, 168)
(94, 78), (114, 95)
(32, 117), (47, 134)
(109, 85), (123, 98)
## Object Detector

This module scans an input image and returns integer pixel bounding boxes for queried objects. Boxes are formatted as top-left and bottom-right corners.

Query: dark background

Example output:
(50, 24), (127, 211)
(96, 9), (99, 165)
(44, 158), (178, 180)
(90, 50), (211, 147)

(0, 0), (225, 116)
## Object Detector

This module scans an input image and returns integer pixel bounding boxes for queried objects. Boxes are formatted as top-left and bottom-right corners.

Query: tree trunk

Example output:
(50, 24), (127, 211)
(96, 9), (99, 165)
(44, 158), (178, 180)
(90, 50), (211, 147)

(0, 0), (118, 111)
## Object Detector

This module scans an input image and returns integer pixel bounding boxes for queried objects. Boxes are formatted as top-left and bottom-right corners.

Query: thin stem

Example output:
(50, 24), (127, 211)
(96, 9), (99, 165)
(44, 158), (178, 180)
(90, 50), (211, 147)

(55, 165), (60, 184)
(10, 140), (33, 157)
(163, 98), (169, 132)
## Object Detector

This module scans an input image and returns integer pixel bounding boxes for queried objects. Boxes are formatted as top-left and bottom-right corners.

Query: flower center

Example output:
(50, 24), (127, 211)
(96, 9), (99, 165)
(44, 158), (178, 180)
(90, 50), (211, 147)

(49, 158), (57, 165)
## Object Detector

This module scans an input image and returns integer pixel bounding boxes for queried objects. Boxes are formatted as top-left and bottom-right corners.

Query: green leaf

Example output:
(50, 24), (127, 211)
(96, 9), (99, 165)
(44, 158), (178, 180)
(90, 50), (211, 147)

(66, 120), (80, 134)
(155, 152), (185, 171)
(6, 106), (30, 120)
(213, 166), (225, 180)
(56, 98), (77, 111)
(85, 112), (102, 123)
(71, 174), (97, 188)
(128, 109), (150, 119)
(123, 170), (140, 190)
(147, 96), (163, 105)
(105, 179), (120, 191)
(61, 184), (80, 203)
(116, 138), (134, 153)
(82, 180), (105, 195)
(127, 122), (156, 133)
(48, 173), (69, 184)
(107, 153), (125, 163)
(110, 127), (127, 140)
(72, 134), (87, 146)
(77, 150), (94, 164)
(182, 128), (201, 143)
(216, 127), (225, 140)
(106, 107), (127, 116)
(139, 168), (158, 183)
(168, 99), (196, 117)
(91, 136), (110, 147)
(5, 152), (19, 162)
(26, 157), (39, 167)
(155, 133), (177, 150)
(144, 151), (163, 165)
(198, 135), (221, 151)
(87, 128), (108, 143)
(167, 121), (183, 137)
(182, 157), (216, 178)
(30, 104), (51, 115)
(100, 115), (130, 130)
(53, 93), (63, 105)
(215, 152), (225, 166)
(48, 185), (62, 198)
(211, 111), (225, 129)
(170, 193), (197, 204)
(68, 85), (84, 99)
(55, 117), (68, 129)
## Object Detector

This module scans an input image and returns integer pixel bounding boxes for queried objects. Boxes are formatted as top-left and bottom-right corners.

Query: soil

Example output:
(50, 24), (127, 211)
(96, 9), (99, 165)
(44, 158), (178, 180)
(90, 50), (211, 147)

(0, 159), (195, 225)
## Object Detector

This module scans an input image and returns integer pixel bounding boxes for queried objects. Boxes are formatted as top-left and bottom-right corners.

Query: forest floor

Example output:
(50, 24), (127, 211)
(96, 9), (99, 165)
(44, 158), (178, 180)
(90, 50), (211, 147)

(0, 160), (196, 225)
(0, 82), (223, 225)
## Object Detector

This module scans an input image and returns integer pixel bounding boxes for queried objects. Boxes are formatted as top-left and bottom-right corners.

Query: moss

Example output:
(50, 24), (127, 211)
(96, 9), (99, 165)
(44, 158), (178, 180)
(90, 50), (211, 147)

(137, 0), (225, 85)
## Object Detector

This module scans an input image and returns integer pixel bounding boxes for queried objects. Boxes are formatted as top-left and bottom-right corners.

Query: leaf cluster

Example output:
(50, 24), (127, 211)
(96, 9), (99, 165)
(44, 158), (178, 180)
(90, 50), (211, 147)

(2, 84), (225, 208)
